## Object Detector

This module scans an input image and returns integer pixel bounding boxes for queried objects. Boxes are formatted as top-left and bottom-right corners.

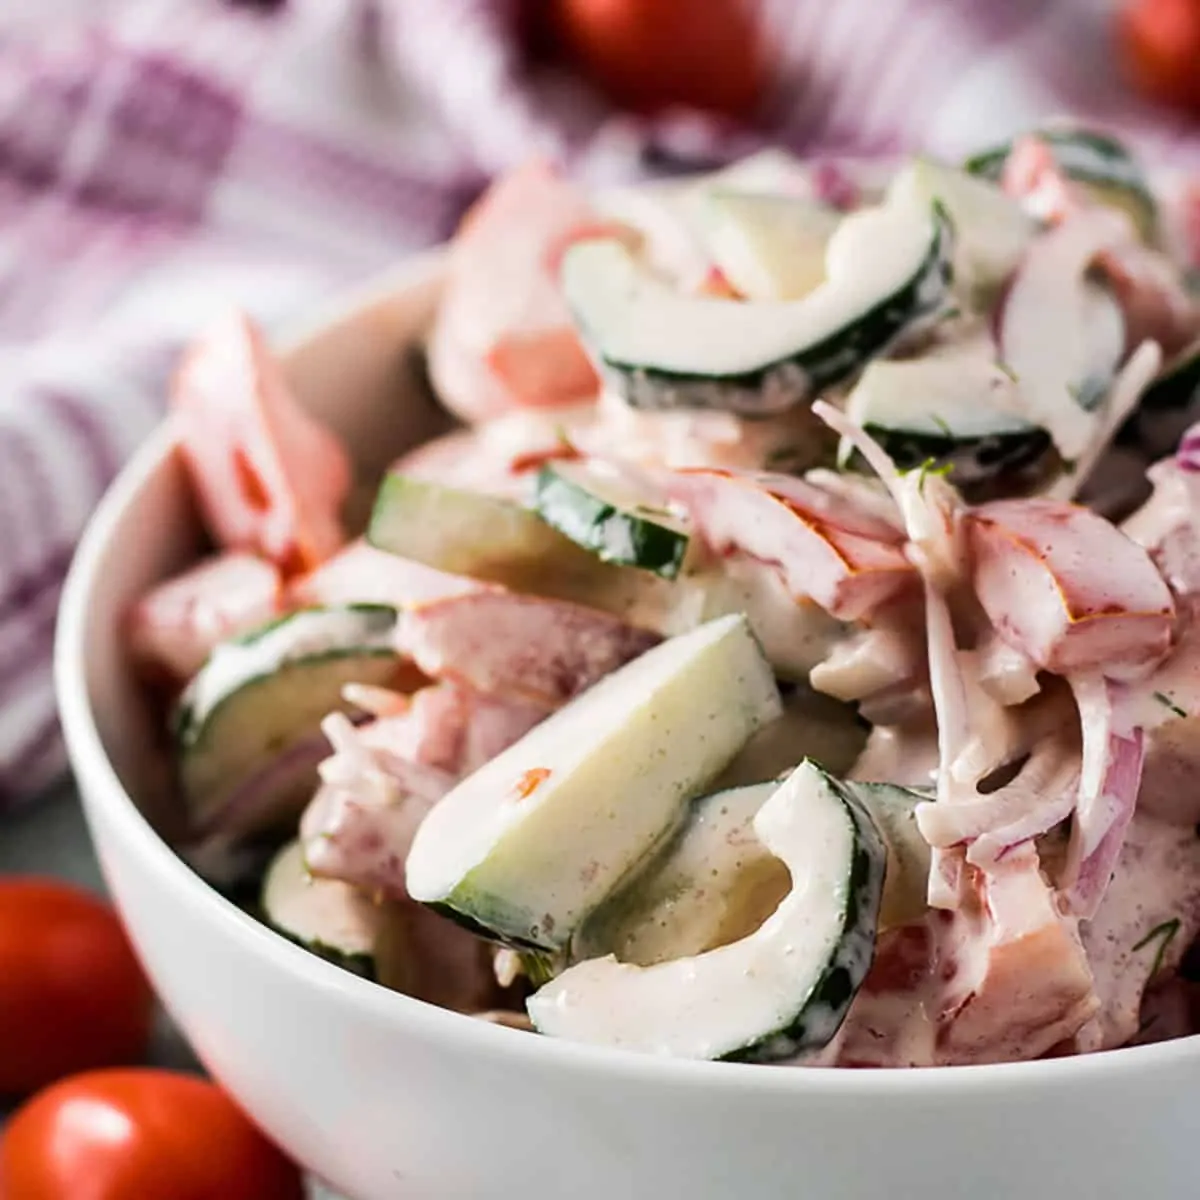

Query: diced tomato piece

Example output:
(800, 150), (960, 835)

(429, 161), (603, 423)
(127, 552), (282, 682)
(695, 266), (743, 299)
(171, 312), (351, 575)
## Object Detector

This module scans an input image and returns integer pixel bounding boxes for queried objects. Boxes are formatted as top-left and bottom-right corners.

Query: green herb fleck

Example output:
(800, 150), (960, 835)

(1132, 918), (1181, 978)
(634, 504), (672, 518)
(940, 305), (962, 322)
(902, 457), (953, 495)
(930, 413), (952, 437)
(995, 360), (1018, 382)
(1154, 691), (1188, 719)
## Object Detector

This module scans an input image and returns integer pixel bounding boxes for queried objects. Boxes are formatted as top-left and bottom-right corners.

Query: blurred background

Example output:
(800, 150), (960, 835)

(0, 0), (1196, 809)
(0, 0), (1197, 1193)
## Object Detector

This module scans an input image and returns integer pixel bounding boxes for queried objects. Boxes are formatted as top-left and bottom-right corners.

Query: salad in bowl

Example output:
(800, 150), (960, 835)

(124, 125), (1200, 1070)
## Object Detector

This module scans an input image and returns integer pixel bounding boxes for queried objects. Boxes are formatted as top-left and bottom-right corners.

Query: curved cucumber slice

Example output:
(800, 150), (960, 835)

(533, 460), (689, 579)
(848, 781), (931, 931)
(964, 126), (1157, 242)
(262, 840), (381, 977)
(576, 775), (926, 975)
(528, 759), (886, 1061)
(574, 782), (787, 968)
(696, 189), (839, 301)
(887, 158), (1034, 301)
(561, 199), (953, 415)
(843, 352), (1058, 497)
(405, 614), (781, 952)
(175, 605), (402, 837)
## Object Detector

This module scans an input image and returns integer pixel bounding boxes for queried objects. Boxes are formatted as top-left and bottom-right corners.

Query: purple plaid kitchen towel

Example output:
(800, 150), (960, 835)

(2, 0), (1198, 804)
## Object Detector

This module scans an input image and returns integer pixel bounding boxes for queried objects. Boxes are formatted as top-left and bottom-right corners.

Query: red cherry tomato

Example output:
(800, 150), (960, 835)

(546, 0), (766, 119)
(1117, 0), (1200, 114)
(0, 1069), (305, 1200)
(0, 879), (154, 1097)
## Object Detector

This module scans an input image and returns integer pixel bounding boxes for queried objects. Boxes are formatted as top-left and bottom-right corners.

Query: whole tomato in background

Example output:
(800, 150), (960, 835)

(536, 0), (767, 119)
(1117, 0), (1200, 115)
(0, 878), (154, 1097)
(0, 1069), (305, 1200)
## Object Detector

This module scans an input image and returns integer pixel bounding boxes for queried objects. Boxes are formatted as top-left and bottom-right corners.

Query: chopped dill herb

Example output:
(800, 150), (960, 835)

(901, 457), (953, 496)
(1154, 691), (1188, 719)
(930, 413), (953, 437)
(995, 360), (1018, 382)
(1132, 918), (1181, 978)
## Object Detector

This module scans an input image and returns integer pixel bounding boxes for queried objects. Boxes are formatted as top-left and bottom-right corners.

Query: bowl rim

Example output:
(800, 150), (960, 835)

(54, 254), (1200, 1100)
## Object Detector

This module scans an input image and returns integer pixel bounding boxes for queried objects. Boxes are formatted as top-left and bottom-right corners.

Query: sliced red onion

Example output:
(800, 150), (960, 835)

(811, 159), (861, 212)
(969, 497), (1175, 679)
(1063, 675), (1146, 918)
(1177, 422), (1200, 472)
(666, 469), (916, 622)
(915, 743), (1078, 860)
(300, 712), (457, 897)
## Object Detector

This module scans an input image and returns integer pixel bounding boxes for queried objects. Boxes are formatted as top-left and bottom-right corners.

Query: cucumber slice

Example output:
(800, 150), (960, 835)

(369, 473), (842, 677)
(560, 198), (953, 415)
(576, 775), (926, 974)
(528, 759), (886, 1061)
(175, 605), (402, 837)
(368, 472), (677, 616)
(696, 189), (839, 301)
(843, 352), (1058, 496)
(848, 781), (931, 931)
(964, 126), (1157, 242)
(262, 840), (381, 977)
(405, 614), (782, 952)
(532, 460), (689, 579)
(886, 158), (1034, 301)
(713, 687), (867, 789)
(368, 473), (581, 583)
(575, 782), (787, 968)
(997, 222), (1129, 463)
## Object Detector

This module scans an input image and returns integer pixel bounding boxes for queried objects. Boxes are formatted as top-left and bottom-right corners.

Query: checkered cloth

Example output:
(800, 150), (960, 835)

(2, 0), (1197, 803)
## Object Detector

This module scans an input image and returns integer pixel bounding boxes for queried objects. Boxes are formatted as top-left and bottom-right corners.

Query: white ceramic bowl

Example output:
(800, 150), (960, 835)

(55, 254), (1200, 1200)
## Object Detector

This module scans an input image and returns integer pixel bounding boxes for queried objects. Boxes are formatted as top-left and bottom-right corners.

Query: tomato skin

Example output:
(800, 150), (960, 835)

(1117, 0), (1200, 113)
(0, 1069), (305, 1200)
(0, 880), (154, 1097)
(547, 0), (765, 118)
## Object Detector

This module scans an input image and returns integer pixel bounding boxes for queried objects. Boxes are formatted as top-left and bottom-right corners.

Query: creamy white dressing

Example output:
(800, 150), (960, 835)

(999, 210), (1134, 461)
